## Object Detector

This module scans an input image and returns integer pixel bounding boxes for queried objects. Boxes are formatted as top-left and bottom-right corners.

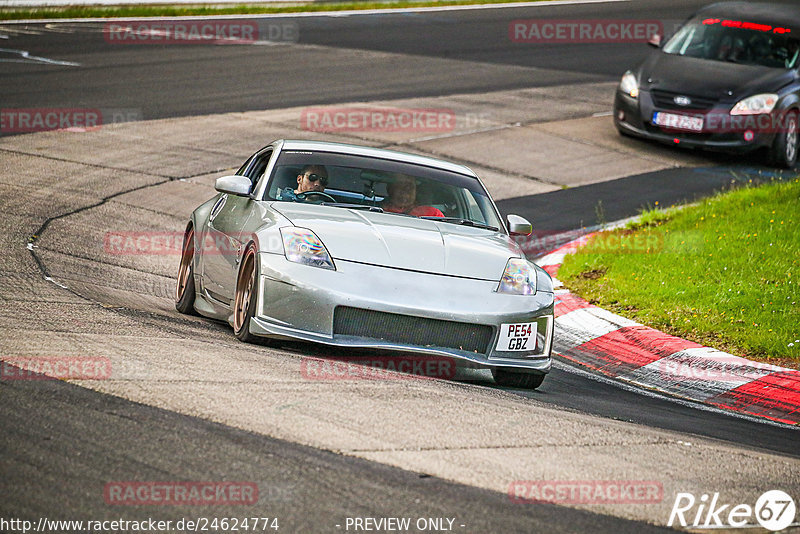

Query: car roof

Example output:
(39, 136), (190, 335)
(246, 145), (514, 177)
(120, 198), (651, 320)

(695, 2), (800, 31)
(277, 139), (478, 178)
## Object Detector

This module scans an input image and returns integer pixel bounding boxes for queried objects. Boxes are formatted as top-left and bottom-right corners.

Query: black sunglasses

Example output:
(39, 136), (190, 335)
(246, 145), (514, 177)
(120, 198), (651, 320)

(305, 173), (328, 185)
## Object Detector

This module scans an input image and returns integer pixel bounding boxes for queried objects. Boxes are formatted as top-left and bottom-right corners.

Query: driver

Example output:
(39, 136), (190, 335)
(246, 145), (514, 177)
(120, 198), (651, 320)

(295, 165), (328, 194)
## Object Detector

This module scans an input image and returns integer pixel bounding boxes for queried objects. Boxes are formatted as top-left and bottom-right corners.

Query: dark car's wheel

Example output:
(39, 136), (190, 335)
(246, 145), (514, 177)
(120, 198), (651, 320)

(768, 109), (798, 168)
(233, 243), (262, 343)
(492, 368), (545, 390)
(176, 225), (199, 316)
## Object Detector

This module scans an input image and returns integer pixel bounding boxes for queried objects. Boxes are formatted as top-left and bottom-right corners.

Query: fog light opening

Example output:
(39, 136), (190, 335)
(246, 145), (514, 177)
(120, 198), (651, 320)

(744, 130), (755, 142)
(617, 110), (625, 121)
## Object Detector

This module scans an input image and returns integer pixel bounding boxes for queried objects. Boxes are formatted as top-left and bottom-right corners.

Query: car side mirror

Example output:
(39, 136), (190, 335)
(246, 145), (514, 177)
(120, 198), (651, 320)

(648, 33), (662, 48)
(215, 175), (252, 197)
(507, 214), (532, 236)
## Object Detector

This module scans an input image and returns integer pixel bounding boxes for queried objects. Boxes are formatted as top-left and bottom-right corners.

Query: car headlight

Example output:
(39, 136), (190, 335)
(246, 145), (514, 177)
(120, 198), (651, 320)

(280, 227), (335, 270)
(730, 93), (778, 115)
(620, 71), (639, 99)
(496, 258), (537, 295)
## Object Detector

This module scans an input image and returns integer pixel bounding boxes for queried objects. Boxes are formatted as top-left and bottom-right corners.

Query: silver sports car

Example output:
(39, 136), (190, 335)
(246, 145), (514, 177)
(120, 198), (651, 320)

(176, 140), (554, 388)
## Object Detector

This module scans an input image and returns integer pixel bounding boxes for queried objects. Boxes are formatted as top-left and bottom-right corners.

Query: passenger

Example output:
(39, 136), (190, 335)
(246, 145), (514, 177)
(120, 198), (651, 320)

(383, 174), (444, 217)
(295, 165), (328, 194)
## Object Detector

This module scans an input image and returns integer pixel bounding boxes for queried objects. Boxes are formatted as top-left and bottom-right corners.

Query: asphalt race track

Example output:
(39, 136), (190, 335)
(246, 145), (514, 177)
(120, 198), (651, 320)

(0, 0), (733, 118)
(1, 0), (799, 532)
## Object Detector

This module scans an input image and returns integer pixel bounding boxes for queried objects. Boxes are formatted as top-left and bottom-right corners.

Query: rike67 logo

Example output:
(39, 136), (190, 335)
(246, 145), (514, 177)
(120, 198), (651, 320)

(668, 490), (796, 531)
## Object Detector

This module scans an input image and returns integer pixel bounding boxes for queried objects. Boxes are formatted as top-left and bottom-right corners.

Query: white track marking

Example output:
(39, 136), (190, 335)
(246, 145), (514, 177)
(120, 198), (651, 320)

(0, 47), (80, 66)
(0, 25), (43, 35)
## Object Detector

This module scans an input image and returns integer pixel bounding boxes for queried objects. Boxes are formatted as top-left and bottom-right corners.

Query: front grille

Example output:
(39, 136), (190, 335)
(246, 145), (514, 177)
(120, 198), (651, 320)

(333, 306), (494, 354)
(651, 90), (718, 111)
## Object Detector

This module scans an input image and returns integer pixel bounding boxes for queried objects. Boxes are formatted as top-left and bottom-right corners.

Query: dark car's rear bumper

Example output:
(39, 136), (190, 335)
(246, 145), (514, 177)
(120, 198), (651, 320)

(613, 90), (778, 154)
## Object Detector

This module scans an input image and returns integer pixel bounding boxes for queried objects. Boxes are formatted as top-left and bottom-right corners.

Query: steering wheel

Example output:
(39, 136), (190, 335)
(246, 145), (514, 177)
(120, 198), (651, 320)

(300, 191), (337, 203)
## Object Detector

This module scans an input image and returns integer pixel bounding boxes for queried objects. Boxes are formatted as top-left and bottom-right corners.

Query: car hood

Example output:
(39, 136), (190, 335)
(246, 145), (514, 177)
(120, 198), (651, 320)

(641, 52), (794, 101)
(272, 203), (518, 280)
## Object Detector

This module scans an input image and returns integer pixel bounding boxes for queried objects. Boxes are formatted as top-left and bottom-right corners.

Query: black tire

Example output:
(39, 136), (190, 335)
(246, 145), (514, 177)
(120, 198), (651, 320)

(492, 368), (545, 390)
(767, 109), (798, 168)
(175, 225), (200, 316)
(233, 243), (261, 343)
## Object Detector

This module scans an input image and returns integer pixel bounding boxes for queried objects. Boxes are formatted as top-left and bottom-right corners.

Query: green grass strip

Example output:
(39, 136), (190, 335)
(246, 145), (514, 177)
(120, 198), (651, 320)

(559, 177), (800, 364)
(0, 0), (546, 21)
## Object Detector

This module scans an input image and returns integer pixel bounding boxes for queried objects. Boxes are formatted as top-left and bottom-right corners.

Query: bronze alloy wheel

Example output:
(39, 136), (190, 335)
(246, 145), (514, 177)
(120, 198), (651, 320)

(233, 245), (259, 343)
(175, 226), (199, 315)
(176, 228), (193, 302)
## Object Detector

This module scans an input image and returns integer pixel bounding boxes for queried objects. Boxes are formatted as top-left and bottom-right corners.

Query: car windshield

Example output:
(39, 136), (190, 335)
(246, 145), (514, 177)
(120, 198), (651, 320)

(663, 16), (800, 68)
(265, 149), (503, 231)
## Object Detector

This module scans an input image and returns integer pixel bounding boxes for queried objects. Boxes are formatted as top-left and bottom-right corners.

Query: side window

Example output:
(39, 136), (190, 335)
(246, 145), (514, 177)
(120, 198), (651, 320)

(235, 153), (256, 176)
(246, 150), (273, 188)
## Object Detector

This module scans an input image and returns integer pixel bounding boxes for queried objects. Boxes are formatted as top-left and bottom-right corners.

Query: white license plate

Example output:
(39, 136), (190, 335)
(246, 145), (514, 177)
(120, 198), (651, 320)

(653, 112), (703, 132)
(497, 322), (537, 352)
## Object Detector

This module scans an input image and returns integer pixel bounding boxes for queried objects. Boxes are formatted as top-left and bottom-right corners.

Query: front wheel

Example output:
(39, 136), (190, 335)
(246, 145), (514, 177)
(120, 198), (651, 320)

(233, 244), (261, 343)
(768, 110), (798, 168)
(176, 226), (199, 316)
(492, 368), (545, 390)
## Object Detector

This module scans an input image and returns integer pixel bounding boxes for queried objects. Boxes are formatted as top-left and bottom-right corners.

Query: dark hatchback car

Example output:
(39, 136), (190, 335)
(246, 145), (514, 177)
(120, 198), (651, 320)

(614, 2), (800, 167)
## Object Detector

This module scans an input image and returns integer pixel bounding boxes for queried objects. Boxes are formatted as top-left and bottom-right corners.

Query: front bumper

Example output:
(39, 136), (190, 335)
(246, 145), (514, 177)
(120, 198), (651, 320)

(613, 90), (777, 153)
(248, 252), (554, 373)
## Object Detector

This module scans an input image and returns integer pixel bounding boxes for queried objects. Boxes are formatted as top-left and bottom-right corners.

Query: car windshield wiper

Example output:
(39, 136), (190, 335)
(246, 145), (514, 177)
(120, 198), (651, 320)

(420, 216), (498, 231)
(320, 202), (384, 212)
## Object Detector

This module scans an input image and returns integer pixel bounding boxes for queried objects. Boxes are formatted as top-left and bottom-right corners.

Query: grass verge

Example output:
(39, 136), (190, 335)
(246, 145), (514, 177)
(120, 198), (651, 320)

(0, 0), (547, 21)
(558, 177), (800, 366)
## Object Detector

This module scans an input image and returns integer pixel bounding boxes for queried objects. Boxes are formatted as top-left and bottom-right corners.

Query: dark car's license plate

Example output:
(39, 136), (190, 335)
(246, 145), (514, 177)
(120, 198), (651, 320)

(653, 112), (703, 132)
